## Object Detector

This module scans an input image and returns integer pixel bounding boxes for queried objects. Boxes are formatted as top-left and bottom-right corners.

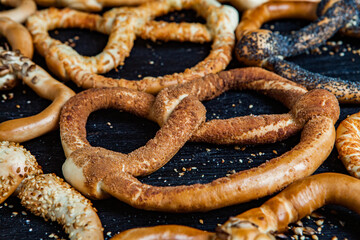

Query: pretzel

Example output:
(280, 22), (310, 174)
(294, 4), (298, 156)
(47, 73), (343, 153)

(60, 67), (339, 212)
(235, 0), (360, 103)
(0, 17), (33, 59)
(218, 0), (320, 11)
(0, 141), (103, 240)
(110, 173), (360, 239)
(0, 48), (75, 142)
(0, 17), (34, 90)
(336, 112), (360, 178)
(35, 0), (155, 11)
(27, 0), (238, 94)
(0, 0), (36, 23)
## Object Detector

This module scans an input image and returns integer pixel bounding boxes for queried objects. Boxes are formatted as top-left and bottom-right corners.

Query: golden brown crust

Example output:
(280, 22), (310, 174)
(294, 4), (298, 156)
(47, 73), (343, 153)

(336, 112), (360, 178)
(60, 67), (339, 212)
(0, 0), (36, 23)
(0, 17), (33, 59)
(27, 0), (238, 94)
(0, 141), (103, 240)
(218, 173), (360, 238)
(111, 225), (213, 240)
(35, 0), (155, 11)
(0, 48), (75, 142)
(109, 173), (360, 239)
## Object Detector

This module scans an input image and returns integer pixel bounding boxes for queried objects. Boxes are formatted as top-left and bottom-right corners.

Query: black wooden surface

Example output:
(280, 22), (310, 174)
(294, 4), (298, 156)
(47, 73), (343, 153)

(0, 8), (360, 240)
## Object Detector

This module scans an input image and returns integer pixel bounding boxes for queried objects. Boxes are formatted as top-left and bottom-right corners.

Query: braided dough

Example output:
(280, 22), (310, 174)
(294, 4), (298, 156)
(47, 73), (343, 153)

(0, 48), (75, 142)
(0, 141), (103, 240)
(0, 0), (36, 23)
(60, 67), (339, 212)
(27, 0), (238, 94)
(35, 0), (155, 11)
(336, 112), (360, 178)
(236, 0), (360, 103)
(110, 173), (360, 239)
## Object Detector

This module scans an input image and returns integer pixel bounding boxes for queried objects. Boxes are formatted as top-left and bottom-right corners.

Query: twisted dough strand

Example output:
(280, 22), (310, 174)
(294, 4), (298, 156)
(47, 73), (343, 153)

(0, 48), (75, 142)
(0, 141), (103, 240)
(110, 173), (360, 239)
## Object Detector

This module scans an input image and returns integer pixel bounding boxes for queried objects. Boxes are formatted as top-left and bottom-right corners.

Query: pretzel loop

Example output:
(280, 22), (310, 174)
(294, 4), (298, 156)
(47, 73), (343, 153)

(235, 0), (360, 103)
(60, 68), (339, 212)
(27, 0), (238, 94)
(0, 48), (75, 142)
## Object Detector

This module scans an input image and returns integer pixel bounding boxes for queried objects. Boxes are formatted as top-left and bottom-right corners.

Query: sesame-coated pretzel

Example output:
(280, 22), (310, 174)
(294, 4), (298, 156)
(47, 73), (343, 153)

(110, 173), (360, 239)
(0, 141), (103, 240)
(0, 0), (36, 23)
(0, 48), (75, 142)
(60, 67), (339, 212)
(27, 0), (238, 94)
(236, 0), (360, 103)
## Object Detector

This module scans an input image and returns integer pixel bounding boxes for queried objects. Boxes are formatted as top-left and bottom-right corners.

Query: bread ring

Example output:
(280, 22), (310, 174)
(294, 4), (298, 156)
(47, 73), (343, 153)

(336, 112), (360, 178)
(60, 67), (339, 212)
(35, 0), (155, 11)
(0, 17), (34, 90)
(27, 0), (238, 94)
(0, 141), (103, 240)
(235, 0), (360, 103)
(110, 173), (360, 239)
(0, 48), (75, 142)
(0, 0), (36, 23)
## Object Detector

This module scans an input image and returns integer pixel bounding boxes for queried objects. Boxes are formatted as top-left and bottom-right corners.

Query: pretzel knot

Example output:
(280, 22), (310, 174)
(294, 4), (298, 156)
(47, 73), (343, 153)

(0, 141), (103, 240)
(60, 67), (339, 212)
(0, 0), (36, 23)
(27, 0), (238, 94)
(235, 0), (360, 103)
(0, 48), (75, 142)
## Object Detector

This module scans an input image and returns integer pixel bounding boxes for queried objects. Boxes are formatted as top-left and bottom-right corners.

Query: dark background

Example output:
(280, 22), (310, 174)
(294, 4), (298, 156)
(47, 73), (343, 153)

(0, 5), (360, 240)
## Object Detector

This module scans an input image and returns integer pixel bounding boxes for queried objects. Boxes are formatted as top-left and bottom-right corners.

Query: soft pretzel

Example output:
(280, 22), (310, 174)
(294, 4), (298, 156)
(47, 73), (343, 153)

(0, 141), (103, 240)
(0, 17), (34, 90)
(0, 0), (36, 23)
(110, 173), (360, 240)
(27, 0), (238, 94)
(60, 67), (339, 212)
(0, 17), (33, 59)
(35, 0), (155, 11)
(336, 112), (360, 178)
(235, 0), (360, 103)
(218, 0), (321, 11)
(0, 48), (75, 142)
